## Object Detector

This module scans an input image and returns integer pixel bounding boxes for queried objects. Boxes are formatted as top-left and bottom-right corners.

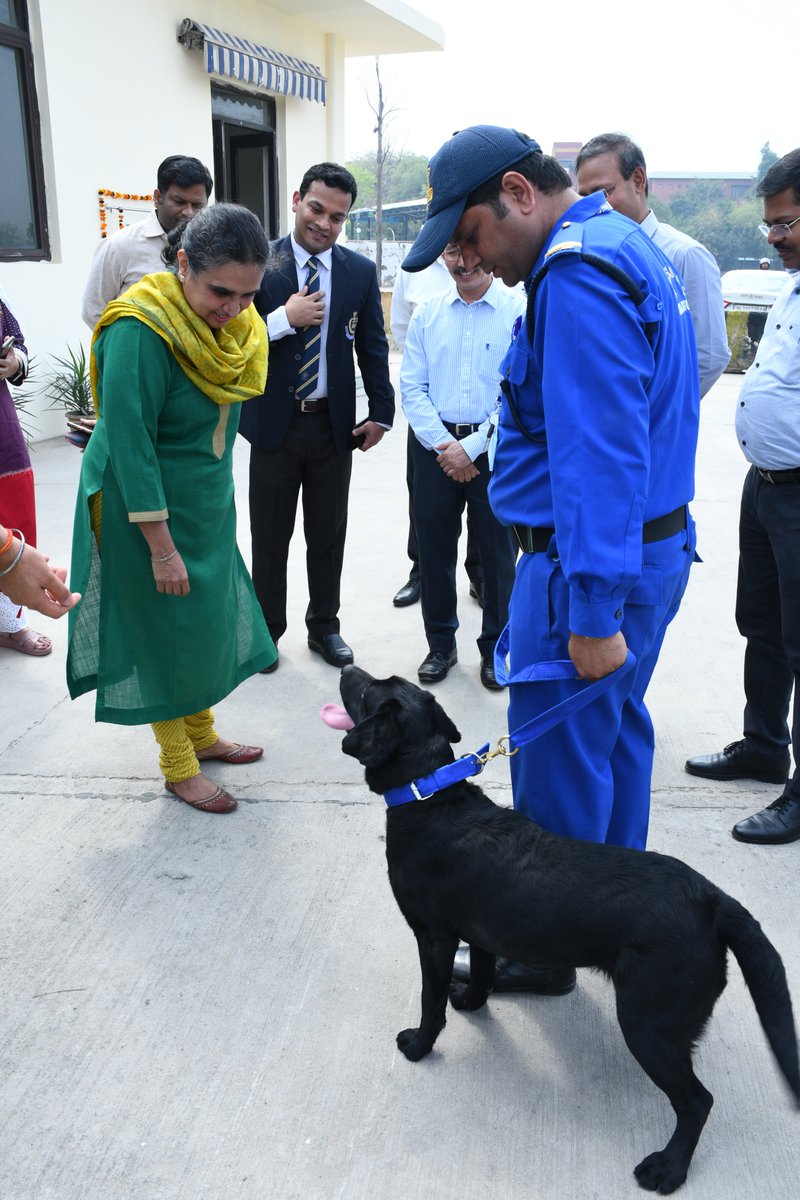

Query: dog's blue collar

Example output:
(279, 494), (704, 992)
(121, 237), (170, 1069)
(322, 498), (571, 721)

(383, 744), (490, 807)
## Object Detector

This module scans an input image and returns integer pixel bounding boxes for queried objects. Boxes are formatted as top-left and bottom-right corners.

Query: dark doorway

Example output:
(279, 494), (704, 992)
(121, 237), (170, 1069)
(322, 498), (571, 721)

(211, 85), (278, 236)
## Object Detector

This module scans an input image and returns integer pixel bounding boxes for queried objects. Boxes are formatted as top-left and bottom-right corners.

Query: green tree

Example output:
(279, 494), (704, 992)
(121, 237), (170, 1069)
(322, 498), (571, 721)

(756, 141), (779, 185)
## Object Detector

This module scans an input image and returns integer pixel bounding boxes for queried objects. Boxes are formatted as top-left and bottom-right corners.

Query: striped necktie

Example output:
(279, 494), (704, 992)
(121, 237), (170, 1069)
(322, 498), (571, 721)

(296, 256), (321, 403)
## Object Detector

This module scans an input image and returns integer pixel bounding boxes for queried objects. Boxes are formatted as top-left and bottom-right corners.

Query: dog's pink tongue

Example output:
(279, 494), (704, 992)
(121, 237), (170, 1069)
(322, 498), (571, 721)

(320, 703), (355, 730)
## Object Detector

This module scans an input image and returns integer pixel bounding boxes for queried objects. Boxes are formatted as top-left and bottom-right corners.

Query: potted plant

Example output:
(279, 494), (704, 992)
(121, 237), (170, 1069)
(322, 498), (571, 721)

(42, 344), (96, 449)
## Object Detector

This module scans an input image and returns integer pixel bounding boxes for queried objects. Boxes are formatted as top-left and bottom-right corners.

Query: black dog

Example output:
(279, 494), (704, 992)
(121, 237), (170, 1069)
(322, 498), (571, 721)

(338, 665), (800, 1194)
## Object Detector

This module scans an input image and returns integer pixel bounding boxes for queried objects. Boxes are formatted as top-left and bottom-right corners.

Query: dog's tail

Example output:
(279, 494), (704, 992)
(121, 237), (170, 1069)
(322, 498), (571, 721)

(718, 892), (800, 1104)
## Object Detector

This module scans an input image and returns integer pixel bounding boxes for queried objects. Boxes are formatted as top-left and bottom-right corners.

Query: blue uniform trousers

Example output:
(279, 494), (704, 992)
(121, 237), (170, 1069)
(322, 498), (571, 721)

(506, 522), (695, 849)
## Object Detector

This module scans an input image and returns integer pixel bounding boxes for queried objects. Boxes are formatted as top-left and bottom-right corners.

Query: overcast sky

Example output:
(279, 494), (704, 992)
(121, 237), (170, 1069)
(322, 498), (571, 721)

(345, 0), (791, 178)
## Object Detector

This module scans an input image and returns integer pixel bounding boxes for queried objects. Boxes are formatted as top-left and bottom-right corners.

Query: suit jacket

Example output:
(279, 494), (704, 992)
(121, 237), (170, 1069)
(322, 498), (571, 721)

(239, 236), (395, 454)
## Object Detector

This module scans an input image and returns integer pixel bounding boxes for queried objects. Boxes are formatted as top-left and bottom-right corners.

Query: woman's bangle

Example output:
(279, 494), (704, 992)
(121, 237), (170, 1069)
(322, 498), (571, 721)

(151, 548), (178, 564)
(0, 528), (13, 558)
(0, 529), (25, 577)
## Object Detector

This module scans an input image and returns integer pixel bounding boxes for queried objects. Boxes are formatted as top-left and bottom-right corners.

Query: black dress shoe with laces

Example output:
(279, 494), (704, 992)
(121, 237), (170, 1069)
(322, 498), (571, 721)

(417, 647), (457, 683)
(480, 657), (503, 691)
(452, 947), (576, 995)
(307, 633), (354, 668)
(685, 739), (790, 784)
(732, 794), (800, 844)
(393, 578), (421, 607)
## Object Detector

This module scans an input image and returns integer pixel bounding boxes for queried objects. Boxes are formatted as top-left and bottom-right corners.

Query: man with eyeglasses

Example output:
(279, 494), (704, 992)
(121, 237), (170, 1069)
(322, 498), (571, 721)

(575, 133), (730, 397)
(400, 244), (523, 687)
(686, 148), (800, 845)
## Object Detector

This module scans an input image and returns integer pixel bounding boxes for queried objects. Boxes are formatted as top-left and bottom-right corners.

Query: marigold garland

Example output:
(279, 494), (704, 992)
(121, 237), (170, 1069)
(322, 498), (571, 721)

(97, 187), (153, 238)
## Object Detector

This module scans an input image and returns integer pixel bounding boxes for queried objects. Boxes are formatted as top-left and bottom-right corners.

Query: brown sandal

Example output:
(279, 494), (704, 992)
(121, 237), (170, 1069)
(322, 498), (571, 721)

(197, 743), (263, 764)
(165, 780), (237, 813)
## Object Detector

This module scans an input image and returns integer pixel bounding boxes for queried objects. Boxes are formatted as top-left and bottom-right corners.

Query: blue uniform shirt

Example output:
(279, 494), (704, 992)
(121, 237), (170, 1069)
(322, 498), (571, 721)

(489, 192), (699, 637)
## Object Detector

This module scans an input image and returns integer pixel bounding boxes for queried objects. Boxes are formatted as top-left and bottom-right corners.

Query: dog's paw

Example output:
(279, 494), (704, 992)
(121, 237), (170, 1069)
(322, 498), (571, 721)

(633, 1150), (688, 1194)
(449, 982), (489, 1012)
(396, 1028), (432, 1061)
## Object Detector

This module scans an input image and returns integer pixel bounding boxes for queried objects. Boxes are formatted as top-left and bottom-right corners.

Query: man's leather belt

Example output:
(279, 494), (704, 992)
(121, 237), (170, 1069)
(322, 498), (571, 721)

(757, 467), (800, 485)
(294, 397), (328, 413)
(513, 505), (687, 555)
(442, 421), (483, 437)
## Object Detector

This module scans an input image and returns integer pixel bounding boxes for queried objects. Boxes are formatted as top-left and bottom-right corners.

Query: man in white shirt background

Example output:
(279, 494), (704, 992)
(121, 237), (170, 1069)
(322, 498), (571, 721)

(575, 132), (730, 398)
(685, 148), (800, 844)
(400, 244), (524, 688)
(82, 155), (213, 329)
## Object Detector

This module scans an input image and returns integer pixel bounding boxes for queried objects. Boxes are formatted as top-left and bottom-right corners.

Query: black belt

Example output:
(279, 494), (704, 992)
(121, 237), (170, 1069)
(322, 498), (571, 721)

(513, 505), (687, 555)
(442, 421), (483, 437)
(294, 397), (328, 413)
(757, 467), (800, 485)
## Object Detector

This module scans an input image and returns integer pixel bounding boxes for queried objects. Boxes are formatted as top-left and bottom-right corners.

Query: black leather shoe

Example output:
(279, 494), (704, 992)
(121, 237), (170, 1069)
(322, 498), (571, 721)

(260, 651), (279, 674)
(468, 580), (484, 608)
(685, 739), (790, 784)
(308, 633), (354, 668)
(480, 657), (503, 691)
(418, 647), (457, 683)
(452, 947), (576, 995)
(393, 578), (421, 607)
(732, 794), (800, 844)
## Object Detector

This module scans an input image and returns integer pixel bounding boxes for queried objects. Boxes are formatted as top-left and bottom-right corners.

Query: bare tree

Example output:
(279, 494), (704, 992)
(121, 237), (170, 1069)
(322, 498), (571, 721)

(364, 57), (400, 283)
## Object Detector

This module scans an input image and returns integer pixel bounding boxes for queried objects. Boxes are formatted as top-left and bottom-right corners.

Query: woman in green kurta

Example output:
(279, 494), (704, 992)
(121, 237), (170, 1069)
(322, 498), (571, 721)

(68, 204), (276, 813)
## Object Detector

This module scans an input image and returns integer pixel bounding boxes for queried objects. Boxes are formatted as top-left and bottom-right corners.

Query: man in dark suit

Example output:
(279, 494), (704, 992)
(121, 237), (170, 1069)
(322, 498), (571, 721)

(239, 162), (394, 669)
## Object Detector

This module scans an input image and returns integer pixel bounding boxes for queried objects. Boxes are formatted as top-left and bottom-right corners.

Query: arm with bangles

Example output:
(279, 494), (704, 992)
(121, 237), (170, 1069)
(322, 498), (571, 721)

(134, 518), (189, 596)
(0, 525), (80, 616)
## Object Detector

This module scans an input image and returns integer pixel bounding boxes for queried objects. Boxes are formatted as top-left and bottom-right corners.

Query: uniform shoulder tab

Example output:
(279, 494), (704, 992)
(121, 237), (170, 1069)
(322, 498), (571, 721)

(544, 222), (585, 261)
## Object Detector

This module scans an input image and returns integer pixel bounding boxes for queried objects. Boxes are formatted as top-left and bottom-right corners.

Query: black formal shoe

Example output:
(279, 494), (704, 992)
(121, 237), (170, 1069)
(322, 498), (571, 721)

(480, 657), (503, 691)
(468, 580), (484, 608)
(452, 947), (576, 995)
(393, 578), (421, 607)
(732, 794), (800, 844)
(418, 647), (457, 683)
(260, 651), (279, 674)
(685, 739), (790, 784)
(308, 633), (354, 668)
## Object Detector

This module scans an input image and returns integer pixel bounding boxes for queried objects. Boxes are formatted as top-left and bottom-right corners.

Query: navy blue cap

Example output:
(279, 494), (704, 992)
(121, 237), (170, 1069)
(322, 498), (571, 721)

(402, 126), (541, 272)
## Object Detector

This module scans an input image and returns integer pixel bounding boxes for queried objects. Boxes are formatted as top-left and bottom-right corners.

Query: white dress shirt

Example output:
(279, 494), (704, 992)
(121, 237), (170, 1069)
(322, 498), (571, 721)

(81, 210), (168, 329)
(400, 278), (525, 462)
(390, 259), (454, 351)
(735, 275), (800, 469)
(640, 210), (730, 397)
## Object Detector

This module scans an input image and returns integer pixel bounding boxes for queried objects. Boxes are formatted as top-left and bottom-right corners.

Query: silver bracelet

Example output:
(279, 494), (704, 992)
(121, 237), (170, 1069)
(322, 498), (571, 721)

(0, 529), (25, 577)
(151, 548), (178, 564)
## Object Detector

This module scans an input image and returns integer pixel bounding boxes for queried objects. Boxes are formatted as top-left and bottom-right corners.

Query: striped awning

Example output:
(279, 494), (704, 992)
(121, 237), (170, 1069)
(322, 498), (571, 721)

(178, 19), (327, 105)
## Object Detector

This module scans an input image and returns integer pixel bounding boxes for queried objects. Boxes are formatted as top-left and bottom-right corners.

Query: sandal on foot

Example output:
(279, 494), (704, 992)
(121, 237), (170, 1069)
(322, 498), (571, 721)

(197, 743), (263, 765)
(0, 628), (53, 656)
(165, 780), (237, 813)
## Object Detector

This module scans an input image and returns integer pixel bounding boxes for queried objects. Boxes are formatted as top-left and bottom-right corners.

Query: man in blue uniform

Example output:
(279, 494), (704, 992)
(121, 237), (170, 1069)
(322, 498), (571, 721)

(403, 126), (699, 994)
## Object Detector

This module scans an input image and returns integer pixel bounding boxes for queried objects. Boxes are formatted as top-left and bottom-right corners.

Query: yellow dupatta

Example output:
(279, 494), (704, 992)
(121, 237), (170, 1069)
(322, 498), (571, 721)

(89, 271), (268, 413)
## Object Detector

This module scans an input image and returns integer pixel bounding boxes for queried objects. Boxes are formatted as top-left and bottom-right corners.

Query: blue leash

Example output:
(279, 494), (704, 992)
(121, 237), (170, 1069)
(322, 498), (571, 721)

(384, 645), (637, 807)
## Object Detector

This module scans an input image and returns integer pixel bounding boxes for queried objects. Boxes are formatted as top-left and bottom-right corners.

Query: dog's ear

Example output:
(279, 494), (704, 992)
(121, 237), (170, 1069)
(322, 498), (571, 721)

(427, 693), (461, 744)
(341, 699), (403, 767)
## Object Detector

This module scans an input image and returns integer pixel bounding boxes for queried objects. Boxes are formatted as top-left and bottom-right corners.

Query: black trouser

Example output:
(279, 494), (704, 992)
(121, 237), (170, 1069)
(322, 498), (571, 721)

(404, 426), (483, 595)
(249, 411), (352, 643)
(736, 466), (800, 795)
(410, 435), (516, 658)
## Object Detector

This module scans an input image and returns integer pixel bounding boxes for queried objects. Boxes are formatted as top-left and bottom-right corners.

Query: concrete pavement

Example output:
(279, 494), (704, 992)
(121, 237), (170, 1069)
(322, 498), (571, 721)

(2, 364), (798, 1199)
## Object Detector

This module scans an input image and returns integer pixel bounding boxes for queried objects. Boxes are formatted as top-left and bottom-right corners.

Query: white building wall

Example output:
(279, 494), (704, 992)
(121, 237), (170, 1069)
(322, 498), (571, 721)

(4, 0), (337, 440)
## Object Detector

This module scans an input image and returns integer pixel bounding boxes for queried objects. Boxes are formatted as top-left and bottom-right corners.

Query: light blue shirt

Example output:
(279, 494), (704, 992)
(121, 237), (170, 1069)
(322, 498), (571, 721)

(735, 275), (800, 469)
(266, 235), (333, 400)
(641, 210), (730, 397)
(400, 279), (525, 462)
